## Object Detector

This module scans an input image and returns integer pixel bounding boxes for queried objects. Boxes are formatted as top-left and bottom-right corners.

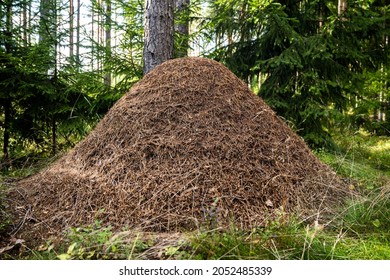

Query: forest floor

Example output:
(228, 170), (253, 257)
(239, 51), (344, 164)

(1, 132), (390, 260)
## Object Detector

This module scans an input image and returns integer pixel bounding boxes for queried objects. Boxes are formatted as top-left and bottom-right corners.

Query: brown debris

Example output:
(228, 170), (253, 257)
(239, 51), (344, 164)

(12, 57), (351, 240)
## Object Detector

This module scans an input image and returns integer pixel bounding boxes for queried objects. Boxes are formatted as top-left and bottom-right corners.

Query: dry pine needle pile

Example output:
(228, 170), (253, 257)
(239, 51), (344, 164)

(14, 57), (351, 239)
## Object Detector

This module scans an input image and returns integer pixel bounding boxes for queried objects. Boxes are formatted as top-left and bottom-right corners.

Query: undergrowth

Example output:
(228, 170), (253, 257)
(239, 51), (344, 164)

(14, 189), (390, 260)
(0, 182), (11, 235)
(189, 188), (390, 260)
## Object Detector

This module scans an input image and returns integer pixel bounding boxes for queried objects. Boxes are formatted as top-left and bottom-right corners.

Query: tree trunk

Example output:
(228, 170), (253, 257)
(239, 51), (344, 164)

(39, 0), (50, 43)
(76, 0), (81, 67)
(104, 0), (112, 86)
(143, 0), (174, 74)
(318, 1), (324, 29)
(69, 0), (74, 58)
(174, 0), (190, 57)
(22, 0), (28, 47)
(3, 101), (11, 160)
(51, 116), (57, 156)
(28, 0), (32, 44)
(2, 0), (13, 161)
(39, 0), (58, 75)
(91, 2), (95, 70)
(338, 0), (347, 16)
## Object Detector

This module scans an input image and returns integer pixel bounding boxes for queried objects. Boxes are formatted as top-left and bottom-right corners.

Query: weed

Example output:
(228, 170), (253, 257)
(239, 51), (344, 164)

(53, 220), (152, 260)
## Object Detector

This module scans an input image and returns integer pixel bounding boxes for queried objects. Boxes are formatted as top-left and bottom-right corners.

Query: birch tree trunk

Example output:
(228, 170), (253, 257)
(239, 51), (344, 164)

(143, 0), (174, 74)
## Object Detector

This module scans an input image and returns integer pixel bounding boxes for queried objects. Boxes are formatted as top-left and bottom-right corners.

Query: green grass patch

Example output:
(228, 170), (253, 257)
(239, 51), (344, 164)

(0, 182), (11, 235)
(5, 192), (390, 260)
(17, 220), (152, 260)
(316, 133), (390, 190)
(189, 209), (390, 260)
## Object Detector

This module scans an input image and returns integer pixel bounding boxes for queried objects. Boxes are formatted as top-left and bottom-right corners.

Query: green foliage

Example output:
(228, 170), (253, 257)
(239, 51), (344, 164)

(190, 203), (390, 260)
(52, 220), (150, 260)
(317, 133), (390, 185)
(203, 0), (390, 147)
(341, 193), (390, 238)
(0, 181), (11, 235)
(1, 0), (144, 162)
(57, 220), (115, 260)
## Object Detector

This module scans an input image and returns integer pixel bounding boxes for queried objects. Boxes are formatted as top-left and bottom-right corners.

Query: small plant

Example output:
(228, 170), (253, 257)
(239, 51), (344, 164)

(339, 187), (390, 239)
(56, 220), (114, 260)
(53, 220), (152, 260)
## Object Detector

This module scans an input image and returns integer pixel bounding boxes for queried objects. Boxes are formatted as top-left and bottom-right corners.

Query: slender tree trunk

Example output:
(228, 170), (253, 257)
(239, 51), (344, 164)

(3, 0), (13, 160)
(318, 2), (324, 29)
(96, 0), (101, 72)
(91, 3), (95, 70)
(76, 0), (80, 67)
(174, 0), (190, 57)
(104, 0), (112, 86)
(385, 34), (389, 123)
(373, 2), (388, 124)
(23, 0), (28, 47)
(338, 0), (347, 16)
(143, 0), (174, 74)
(69, 0), (74, 58)
(5, 0), (12, 43)
(39, 0), (58, 75)
(3, 101), (11, 160)
(380, 7), (388, 123)
(51, 116), (57, 155)
(28, 0), (32, 44)
(39, 0), (49, 43)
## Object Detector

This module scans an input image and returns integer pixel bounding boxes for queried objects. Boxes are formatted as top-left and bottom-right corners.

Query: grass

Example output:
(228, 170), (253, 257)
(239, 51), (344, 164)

(0, 182), (11, 235)
(1, 132), (390, 260)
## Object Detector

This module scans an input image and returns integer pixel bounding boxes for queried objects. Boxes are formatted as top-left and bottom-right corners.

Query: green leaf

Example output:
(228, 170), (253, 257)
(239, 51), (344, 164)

(372, 219), (381, 228)
(165, 246), (180, 257)
(57, 253), (71, 260)
(67, 242), (78, 255)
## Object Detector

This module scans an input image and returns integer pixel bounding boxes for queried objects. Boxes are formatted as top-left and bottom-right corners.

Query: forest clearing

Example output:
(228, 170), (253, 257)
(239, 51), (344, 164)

(1, 0), (390, 260)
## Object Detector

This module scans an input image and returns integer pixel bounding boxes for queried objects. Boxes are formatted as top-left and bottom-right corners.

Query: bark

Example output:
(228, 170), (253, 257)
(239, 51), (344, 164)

(143, 0), (174, 74)
(76, 0), (80, 66)
(318, 2), (324, 29)
(2, 0), (13, 160)
(104, 0), (112, 86)
(3, 101), (11, 160)
(51, 117), (57, 155)
(70, 0), (74, 58)
(338, 0), (347, 16)
(39, 0), (50, 43)
(91, 3), (95, 70)
(23, 0), (27, 47)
